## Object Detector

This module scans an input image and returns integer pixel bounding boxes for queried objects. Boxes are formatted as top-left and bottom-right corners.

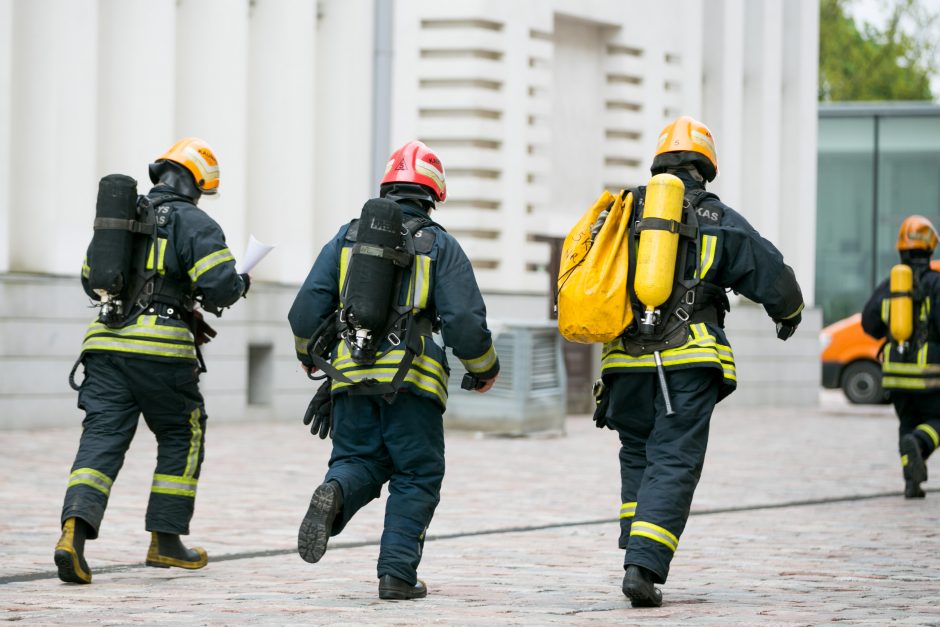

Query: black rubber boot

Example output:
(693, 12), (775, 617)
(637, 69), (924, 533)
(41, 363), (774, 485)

(901, 434), (928, 499)
(54, 517), (92, 584)
(622, 564), (663, 607)
(378, 574), (428, 600)
(298, 480), (344, 564)
(146, 532), (208, 569)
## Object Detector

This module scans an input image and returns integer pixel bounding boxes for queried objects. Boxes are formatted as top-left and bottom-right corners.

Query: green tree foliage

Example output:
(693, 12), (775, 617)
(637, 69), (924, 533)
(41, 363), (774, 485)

(819, 0), (937, 101)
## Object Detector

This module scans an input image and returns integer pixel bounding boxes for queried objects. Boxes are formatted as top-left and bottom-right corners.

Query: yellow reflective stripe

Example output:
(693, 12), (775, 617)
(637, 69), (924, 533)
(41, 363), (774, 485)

(901, 454), (909, 467)
(85, 322), (193, 342)
(294, 334), (310, 356)
(883, 376), (928, 390)
(338, 247), (351, 293)
(918, 343), (928, 367)
(151, 473), (198, 498)
(188, 248), (235, 282)
(157, 238), (167, 274)
(630, 520), (678, 552)
(183, 408), (203, 479)
(916, 424), (940, 449)
(698, 234), (717, 280)
(81, 257), (90, 279)
(461, 344), (498, 374)
(620, 502), (637, 519)
(781, 303), (804, 320)
(81, 337), (197, 359)
(881, 299), (890, 324)
(412, 255), (432, 310)
(883, 362), (940, 375)
(68, 467), (113, 496)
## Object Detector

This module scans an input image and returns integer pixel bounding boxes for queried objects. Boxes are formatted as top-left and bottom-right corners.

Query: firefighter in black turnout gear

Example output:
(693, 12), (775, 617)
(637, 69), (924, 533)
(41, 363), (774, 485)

(861, 215), (940, 498)
(593, 117), (804, 607)
(289, 141), (499, 600)
(54, 138), (249, 584)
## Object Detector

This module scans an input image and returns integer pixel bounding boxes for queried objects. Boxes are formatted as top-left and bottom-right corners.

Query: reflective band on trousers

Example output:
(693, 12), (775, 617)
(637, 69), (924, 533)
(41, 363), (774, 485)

(630, 520), (679, 552)
(603, 323), (736, 382)
(620, 502), (637, 519)
(68, 467), (113, 497)
(183, 407), (203, 479)
(151, 474), (198, 498)
(917, 424), (940, 449)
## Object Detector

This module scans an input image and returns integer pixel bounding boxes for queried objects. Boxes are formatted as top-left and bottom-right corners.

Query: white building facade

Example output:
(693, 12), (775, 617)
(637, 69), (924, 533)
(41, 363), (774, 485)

(0, 0), (820, 428)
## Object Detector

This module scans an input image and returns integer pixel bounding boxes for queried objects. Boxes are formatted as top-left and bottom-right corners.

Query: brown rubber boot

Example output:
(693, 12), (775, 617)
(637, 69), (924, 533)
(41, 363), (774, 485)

(54, 517), (92, 584)
(145, 532), (208, 569)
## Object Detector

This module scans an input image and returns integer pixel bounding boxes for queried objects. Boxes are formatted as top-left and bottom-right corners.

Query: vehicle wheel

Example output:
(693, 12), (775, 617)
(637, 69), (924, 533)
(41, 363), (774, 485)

(841, 361), (887, 404)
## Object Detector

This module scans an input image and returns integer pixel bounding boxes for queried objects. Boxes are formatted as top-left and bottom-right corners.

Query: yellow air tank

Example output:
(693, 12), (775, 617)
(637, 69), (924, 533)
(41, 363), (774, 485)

(889, 263), (913, 349)
(634, 173), (685, 334)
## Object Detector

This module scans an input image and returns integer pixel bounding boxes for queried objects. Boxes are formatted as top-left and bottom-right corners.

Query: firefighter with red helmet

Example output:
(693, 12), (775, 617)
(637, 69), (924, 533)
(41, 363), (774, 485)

(862, 215), (940, 498)
(288, 140), (499, 600)
(593, 117), (804, 607)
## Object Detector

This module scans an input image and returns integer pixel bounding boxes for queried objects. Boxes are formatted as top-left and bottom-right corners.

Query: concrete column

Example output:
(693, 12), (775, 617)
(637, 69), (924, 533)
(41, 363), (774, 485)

(9, 0), (98, 274)
(702, 0), (745, 209)
(780, 0), (819, 303)
(97, 0), (176, 187)
(246, 0), (317, 283)
(741, 0), (783, 242)
(176, 0), (249, 268)
(0, 0), (11, 273)
(315, 0), (374, 247)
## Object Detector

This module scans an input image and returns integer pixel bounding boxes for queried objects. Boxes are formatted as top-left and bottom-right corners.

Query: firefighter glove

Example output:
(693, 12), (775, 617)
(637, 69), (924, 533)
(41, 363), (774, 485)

(592, 378), (611, 429)
(303, 379), (333, 439)
(774, 312), (801, 342)
(239, 273), (251, 298)
(191, 309), (218, 346)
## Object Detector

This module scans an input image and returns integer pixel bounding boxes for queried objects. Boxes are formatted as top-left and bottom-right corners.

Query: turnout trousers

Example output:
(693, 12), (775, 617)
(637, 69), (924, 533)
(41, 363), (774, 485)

(324, 391), (445, 586)
(606, 368), (721, 583)
(893, 390), (940, 461)
(61, 353), (206, 538)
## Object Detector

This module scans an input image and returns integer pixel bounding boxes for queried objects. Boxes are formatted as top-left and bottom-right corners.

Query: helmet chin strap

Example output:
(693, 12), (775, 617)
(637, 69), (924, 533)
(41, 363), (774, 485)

(149, 162), (202, 204)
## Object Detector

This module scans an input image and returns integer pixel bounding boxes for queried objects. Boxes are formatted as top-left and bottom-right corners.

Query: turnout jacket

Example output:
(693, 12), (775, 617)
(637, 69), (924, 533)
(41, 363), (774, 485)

(289, 201), (499, 409)
(861, 266), (940, 391)
(601, 172), (804, 401)
(80, 186), (246, 362)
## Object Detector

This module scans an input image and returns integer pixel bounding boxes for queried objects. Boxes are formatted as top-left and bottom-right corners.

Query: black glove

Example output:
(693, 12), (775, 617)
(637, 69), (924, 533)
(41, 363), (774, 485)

(302, 379), (333, 439)
(774, 312), (801, 341)
(190, 309), (217, 346)
(239, 273), (251, 298)
(592, 379), (611, 429)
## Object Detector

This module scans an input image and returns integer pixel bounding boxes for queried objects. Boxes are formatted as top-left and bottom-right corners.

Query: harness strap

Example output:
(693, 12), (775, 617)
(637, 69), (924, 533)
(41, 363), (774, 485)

(93, 217), (155, 235)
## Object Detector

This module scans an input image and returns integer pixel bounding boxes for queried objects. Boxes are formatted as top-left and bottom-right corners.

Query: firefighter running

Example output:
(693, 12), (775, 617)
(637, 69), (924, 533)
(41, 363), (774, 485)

(288, 140), (499, 600)
(584, 116), (804, 607)
(861, 215), (940, 498)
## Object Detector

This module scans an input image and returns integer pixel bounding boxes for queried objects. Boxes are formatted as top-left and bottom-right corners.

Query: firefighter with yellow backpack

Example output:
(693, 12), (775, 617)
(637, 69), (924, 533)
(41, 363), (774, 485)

(861, 215), (940, 498)
(557, 116), (804, 607)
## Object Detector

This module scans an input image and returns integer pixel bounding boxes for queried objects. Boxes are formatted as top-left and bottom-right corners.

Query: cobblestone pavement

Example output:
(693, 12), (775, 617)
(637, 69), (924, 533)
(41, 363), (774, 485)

(1, 392), (938, 625)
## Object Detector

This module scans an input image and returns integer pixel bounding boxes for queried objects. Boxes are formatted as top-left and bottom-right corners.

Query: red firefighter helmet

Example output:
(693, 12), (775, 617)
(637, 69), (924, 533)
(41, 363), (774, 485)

(380, 140), (446, 202)
(897, 214), (938, 253)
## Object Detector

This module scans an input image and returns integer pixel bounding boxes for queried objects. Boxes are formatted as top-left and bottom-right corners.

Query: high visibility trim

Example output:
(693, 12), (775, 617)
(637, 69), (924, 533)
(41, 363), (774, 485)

(338, 247), (351, 293)
(331, 341), (449, 403)
(883, 360), (940, 375)
(82, 316), (196, 360)
(68, 467), (113, 496)
(461, 344), (498, 375)
(882, 376), (940, 390)
(901, 454), (909, 467)
(881, 299), (890, 324)
(81, 257), (90, 279)
(188, 248), (235, 282)
(619, 502), (637, 519)
(294, 334), (310, 356)
(146, 238), (168, 275)
(781, 303), (805, 320)
(85, 321), (193, 341)
(151, 473), (198, 498)
(916, 424), (940, 449)
(698, 234), (717, 280)
(630, 520), (678, 552)
(183, 407), (203, 479)
(411, 255), (432, 310)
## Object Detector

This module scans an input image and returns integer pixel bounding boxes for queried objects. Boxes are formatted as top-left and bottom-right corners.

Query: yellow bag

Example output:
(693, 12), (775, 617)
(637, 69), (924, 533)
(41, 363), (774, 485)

(557, 189), (634, 343)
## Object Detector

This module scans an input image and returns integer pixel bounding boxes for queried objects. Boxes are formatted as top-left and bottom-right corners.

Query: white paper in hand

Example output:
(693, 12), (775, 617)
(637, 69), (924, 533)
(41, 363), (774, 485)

(236, 235), (274, 274)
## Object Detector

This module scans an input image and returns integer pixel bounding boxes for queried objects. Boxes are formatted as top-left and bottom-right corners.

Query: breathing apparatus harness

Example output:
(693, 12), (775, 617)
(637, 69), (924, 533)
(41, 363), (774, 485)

(619, 187), (729, 356)
(305, 200), (443, 403)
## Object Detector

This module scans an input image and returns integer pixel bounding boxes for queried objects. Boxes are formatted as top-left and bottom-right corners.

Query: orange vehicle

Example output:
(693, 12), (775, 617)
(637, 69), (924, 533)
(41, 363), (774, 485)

(821, 259), (940, 403)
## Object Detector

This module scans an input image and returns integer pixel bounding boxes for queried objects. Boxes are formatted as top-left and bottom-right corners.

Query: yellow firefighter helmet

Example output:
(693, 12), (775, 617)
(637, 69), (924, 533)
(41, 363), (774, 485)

(651, 116), (718, 182)
(155, 137), (220, 195)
